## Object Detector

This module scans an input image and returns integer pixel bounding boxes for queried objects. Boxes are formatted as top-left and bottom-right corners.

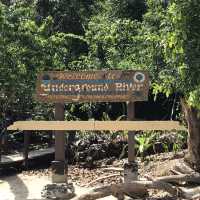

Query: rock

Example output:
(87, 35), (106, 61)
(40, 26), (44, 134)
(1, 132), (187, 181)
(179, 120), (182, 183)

(76, 139), (90, 152)
(108, 141), (127, 157)
(41, 183), (75, 199)
(124, 161), (138, 183)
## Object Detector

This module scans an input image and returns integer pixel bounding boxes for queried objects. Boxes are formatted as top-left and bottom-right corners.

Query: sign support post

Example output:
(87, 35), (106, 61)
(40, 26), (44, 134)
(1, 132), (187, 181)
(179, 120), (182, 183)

(124, 101), (138, 182)
(52, 103), (67, 183)
(127, 101), (135, 162)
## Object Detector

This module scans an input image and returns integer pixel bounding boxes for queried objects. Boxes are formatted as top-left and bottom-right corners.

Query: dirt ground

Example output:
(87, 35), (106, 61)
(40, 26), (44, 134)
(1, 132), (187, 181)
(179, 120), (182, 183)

(0, 151), (185, 200)
(0, 173), (124, 200)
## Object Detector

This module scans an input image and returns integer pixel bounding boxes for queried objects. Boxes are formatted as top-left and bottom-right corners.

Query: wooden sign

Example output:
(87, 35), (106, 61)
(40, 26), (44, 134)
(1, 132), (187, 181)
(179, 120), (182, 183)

(36, 70), (149, 102)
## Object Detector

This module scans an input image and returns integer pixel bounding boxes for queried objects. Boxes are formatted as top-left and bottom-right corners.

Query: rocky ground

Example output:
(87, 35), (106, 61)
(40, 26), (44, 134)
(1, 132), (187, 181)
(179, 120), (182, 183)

(0, 151), (186, 200)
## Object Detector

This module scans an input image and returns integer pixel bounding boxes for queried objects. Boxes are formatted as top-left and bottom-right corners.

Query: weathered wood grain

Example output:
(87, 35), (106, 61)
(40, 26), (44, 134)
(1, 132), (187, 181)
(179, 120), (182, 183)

(7, 121), (186, 131)
(36, 70), (149, 102)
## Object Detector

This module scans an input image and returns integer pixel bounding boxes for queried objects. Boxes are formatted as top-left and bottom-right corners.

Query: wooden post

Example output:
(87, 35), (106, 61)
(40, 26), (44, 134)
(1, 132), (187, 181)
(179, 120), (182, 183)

(127, 101), (135, 162)
(2, 133), (8, 153)
(23, 131), (30, 168)
(124, 101), (138, 182)
(52, 103), (67, 183)
(0, 134), (2, 162)
(55, 103), (65, 161)
(48, 131), (53, 147)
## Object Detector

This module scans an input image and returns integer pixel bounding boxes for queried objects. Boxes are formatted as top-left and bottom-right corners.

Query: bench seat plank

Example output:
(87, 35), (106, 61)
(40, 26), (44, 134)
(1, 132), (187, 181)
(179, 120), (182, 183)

(7, 121), (186, 131)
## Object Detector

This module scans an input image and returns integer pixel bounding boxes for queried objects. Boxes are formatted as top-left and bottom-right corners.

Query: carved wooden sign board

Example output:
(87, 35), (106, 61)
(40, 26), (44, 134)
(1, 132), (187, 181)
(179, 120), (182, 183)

(36, 70), (149, 102)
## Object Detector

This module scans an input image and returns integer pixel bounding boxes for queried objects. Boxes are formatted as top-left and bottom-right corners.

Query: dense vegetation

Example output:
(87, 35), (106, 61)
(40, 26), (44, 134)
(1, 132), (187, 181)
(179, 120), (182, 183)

(0, 0), (200, 170)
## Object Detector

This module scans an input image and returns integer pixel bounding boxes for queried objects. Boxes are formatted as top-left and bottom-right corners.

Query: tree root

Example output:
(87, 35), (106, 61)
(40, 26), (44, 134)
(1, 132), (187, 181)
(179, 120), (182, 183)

(74, 173), (200, 200)
(172, 159), (197, 175)
(102, 167), (124, 172)
(73, 185), (112, 200)
(85, 174), (122, 187)
(155, 173), (200, 184)
(74, 158), (200, 200)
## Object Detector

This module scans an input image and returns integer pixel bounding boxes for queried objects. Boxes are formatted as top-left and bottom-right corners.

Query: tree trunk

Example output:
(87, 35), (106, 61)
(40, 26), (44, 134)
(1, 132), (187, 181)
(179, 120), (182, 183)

(181, 98), (200, 172)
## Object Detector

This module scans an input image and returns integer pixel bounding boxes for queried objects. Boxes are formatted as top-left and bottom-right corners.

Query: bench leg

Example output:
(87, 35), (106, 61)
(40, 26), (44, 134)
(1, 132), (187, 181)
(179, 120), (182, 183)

(52, 103), (67, 183)
(125, 102), (138, 182)
(23, 131), (30, 168)
(0, 134), (2, 162)
(127, 102), (136, 163)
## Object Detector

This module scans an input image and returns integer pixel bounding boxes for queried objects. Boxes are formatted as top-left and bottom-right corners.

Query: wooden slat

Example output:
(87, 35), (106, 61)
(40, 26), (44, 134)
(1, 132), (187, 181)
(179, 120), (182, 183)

(94, 121), (186, 131)
(7, 121), (95, 131)
(7, 121), (186, 131)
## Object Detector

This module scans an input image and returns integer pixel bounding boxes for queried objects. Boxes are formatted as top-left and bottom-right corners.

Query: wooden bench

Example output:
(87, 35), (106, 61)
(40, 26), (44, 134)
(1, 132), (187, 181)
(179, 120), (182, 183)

(7, 120), (186, 131)
(3, 120), (186, 168)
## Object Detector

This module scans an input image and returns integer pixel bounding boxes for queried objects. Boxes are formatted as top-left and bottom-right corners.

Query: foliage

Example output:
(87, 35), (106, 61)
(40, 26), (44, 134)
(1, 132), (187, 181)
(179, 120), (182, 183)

(0, 1), (87, 125)
(109, 0), (147, 21)
(36, 0), (94, 32)
(153, 130), (187, 153)
(81, 0), (200, 113)
(143, 0), (200, 111)
(172, 131), (187, 153)
(135, 132), (156, 158)
(70, 0), (148, 70)
(135, 130), (187, 158)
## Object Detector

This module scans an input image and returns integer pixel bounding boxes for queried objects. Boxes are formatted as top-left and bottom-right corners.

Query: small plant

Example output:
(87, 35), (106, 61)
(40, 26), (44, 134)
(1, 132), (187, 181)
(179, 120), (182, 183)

(135, 132), (156, 159)
(172, 131), (187, 153)
(162, 142), (170, 153)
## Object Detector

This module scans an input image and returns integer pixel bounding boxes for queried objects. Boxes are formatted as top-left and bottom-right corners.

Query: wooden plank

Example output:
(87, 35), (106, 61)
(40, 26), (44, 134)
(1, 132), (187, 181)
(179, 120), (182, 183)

(94, 121), (186, 131)
(36, 70), (149, 103)
(7, 121), (186, 131)
(127, 102), (135, 163)
(8, 121), (95, 131)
